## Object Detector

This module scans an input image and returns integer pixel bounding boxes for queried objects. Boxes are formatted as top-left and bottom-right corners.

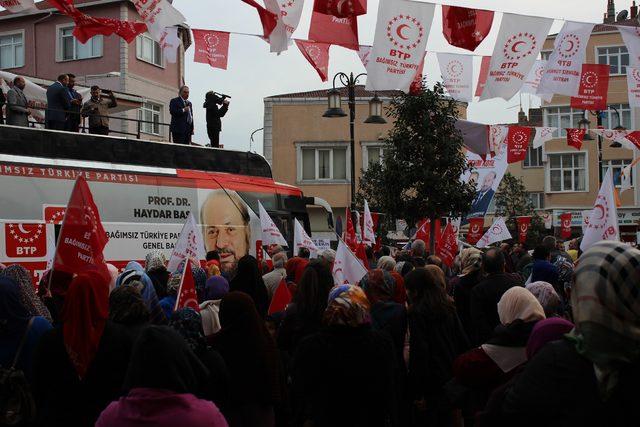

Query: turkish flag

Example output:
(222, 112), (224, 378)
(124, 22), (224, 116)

(268, 278), (292, 315)
(436, 223), (458, 267)
(241, 0), (278, 38)
(308, 11), (359, 50)
(313, 0), (366, 17)
(506, 126), (532, 164)
(570, 64), (610, 111)
(560, 212), (572, 239)
(414, 219), (430, 245)
(53, 176), (109, 279)
(516, 216), (531, 244)
(344, 208), (358, 251)
(193, 29), (231, 70)
(566, 128), (586, 150)
(475, 56), (491, 97)
(295, 40), (331, 82)
(175, 260), (200, 312)
(466, 217), (484, 245)
(442, 6), (494, 52)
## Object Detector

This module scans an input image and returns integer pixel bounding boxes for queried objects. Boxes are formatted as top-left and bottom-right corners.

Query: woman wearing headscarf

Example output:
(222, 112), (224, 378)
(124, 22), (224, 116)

(116, 261), (166, 324)
(405, 266), (470, 426)
(451, 248), (484, 339)
(96, 326), (228, 427)
(159, 272), (181, 320)
(525, 281), (563, 318)
(378, 256), (407, 304)
(0, 276), (52, 383)
(145, 250), (170, 299)
(499, 242), (640, 426)
(109, 284), (150, 328)
(525, 317), (574, 360)
(33, 269), (136, 427)
(208, 292), (282, 427)
(291, 285), (397, 427)
(453, 286), (545, 418)
(230, 255), (269, 318)
(2, 264), (52, 323)
(37, 269), (73, 325)
(170, 308), (231, 412)
(200, 275), (230, 336)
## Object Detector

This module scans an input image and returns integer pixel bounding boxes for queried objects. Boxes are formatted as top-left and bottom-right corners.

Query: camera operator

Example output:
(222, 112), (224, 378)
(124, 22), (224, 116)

(203, 91), (229, 148)
(81, 85), (117, 135)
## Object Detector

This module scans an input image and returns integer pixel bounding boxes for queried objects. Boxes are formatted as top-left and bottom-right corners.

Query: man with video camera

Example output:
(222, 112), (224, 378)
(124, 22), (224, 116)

(81, 85), (117, 135)
(203, 91), (229, 148)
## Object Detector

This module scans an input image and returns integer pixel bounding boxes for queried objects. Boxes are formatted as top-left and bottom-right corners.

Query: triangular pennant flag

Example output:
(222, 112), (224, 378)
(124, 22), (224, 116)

(476, 217), (512, 248)
(516, 216), (531, 244)
(295, 40), (331, 82)
(436, 223), (458, 267)
(0, 0), (37, 13)
(362, 200), (375, 246)
(332, 240), (368, 285)
(131, 0), (185, 42)
(265, 0), (305, 53)
(259, 201), (288, 247)
(268, 278), (292, 315)
(437, 53), (474, 102)
(475, 56), (491, 98)
(581, 168), (619, 252)
(175, 260), (200, 312)
(193, 30), (231, 70)
(566, 128), (586, 150)
(560, 212), (572, 239)
(313, 0), (366, 18)
(308, 11), (359, 50)
(521, 60), (553, 102)
(441, 5), (493, 52)
(294, 218), (319, 258)
(620, 162), (634, 194)
(357, 45), (372, 68)
(159, 27), (181, 64)
(570, 64), (610, 111)
(532, 126), (557, 149)
(167, 212), (206, 273)
(241, 0), (278, 38)
(506, 126), (532, 163)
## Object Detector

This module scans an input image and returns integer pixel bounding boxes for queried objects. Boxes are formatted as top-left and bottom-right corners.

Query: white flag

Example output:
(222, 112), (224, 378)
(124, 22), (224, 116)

(581, 209), (592, 234)
(532, 126), (557, 149)
(363, 200), (375, 246)
(476, 217), (512, 249)
(159, 27), (181, 64)
(481, 13), (553, 101)
(618, 26), (640, 68)
(132, 0), (185, 42)
(332, 240), (368, 285)
(580, 168), (619, 252)
(521, 60), (553, 102)
(489, 125), (508, 154)
(627, 66), (640, 109)
(591, 128), (631, 149)
(0, 0), (36, 13)
(437, 53), (474, 102)
(293, 218), (319, 258)
(167, 212), (206, 273)
(621, 164), (633, 194)
(259, 201), (288, 247)
(265, 0), (305, 53)
(538, 22), (594, 96)
(358, 45), (372, 68)
(541, 211), (553, 230)
(365, 0), (435, 92)
(450, 217), (462, 240)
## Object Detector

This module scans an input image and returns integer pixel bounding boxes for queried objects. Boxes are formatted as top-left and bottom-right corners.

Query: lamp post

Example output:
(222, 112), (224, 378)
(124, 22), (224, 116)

(322, 72), (387, 212)
(578, 106), (625, 184)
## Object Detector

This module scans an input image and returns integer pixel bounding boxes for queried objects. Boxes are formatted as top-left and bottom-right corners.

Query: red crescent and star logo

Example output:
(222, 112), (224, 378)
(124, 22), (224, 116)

(632, 68), (640, 83)
(558, 33), (580, 59)
(471, 224), (480, 233)
(512, 131), (527, 144)
(492, 224), (502, 234)
(503, 32), (537, 61)
(589, 194), (609, 230)
(447, 60), (463, 78)
(520, 223), (527, 232)
(387, 15), (424, 50)
(581, 71), (598, 89)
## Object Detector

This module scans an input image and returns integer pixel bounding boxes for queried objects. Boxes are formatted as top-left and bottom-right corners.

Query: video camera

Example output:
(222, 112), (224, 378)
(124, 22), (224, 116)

(211, 91), (231, 105)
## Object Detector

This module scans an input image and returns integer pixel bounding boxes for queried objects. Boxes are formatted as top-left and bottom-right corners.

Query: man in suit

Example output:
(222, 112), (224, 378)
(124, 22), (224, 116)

(169, 85), (193, 144)
(46, 74), (71, 130)
(203, 91), (229, 148)
(468, 171), (496, 218)
(64, 73), (83, 132)
(6, 76), (31, 127)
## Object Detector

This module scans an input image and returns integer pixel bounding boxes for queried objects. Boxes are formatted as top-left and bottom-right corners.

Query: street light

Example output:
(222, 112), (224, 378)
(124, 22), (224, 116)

(322, 72), (387, 211)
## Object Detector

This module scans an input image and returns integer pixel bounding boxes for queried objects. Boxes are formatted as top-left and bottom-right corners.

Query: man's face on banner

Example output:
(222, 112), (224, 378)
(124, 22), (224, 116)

(480, 172), (496, 192)
(201, 191), (249, 275)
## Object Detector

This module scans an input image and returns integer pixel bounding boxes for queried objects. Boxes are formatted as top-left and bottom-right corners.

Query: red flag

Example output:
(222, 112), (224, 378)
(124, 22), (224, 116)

(241, 0), (278, 38)
(414, 219), (430, 244)
(53, 176), (109, 278)
(466, 217), (484, 245)
(506, 126), (532, 164)
(344, 208), (358, 251)
(193, 29), (231, 70)
(355, 242), (370, 270)
(442, 6), (494, 52)
(433, 218), (442, 248)
(625, 131), (640, 150)
(313, 0), (366, 17)
(268, 278), (292, 314)
(570, 64), (610, 111)
(436, 223), (458, 267)
(475, 56), (491, 97)
(175, 260), (200, 312)
(409, 52), (427, 95)
(560, 212), (572, 239)
(566, 128), (586, 150)
(516, 216), (531, 244)
(308, 11), (358, 50)
(295, 40), (331, 82)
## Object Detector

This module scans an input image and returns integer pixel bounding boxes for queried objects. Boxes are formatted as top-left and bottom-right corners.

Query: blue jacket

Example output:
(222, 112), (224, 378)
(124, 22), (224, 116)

(169, 96), (194, 135)
(45, 81), (71, 123)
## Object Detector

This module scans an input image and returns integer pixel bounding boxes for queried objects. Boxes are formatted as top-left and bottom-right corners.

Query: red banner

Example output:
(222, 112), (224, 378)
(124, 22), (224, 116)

(624, 130), (640, 150)
(313, 0), (366, 17)
(436, 223), (458, 267)
(516, 216), (531, 244)
(506, 126), (532, 164)
(268, 278), (292, 315)
(466, 217), (484, 245)
(308, 11), (359, 50)
(344, 208), (358, 251)
(560, 212), (573, 239)
(442, 6), (494, 52)
(475, 56), (492, 97)
(570, 64), (610, 111)
(415, 219), (430, 245)
(566, 128), (586, 150)
(295, 40), (331, 82)
(193, 29), (231, 70)
(175, 261), (200, 312)
(241, 0), (278, 38)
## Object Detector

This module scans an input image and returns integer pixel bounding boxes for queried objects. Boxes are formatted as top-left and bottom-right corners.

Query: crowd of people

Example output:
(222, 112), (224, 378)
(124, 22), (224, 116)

(0, 235), (638, 427)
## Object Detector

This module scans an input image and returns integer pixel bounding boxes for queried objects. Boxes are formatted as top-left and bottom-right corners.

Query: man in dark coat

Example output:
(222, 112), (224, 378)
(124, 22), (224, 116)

(169, 85), (193, 145)
(470, 248), (522, 345)
(203, 91), (229, 148)
(6, 76), (31, 127)
(468, 171), (497, 218)
(64, 73), (83, 132)
(46, 74), (71, 131)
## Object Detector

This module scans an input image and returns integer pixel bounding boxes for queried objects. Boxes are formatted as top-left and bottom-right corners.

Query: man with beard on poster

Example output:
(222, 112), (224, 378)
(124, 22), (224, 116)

(468, 171), (496, 219)
(201, 190), (250, 277)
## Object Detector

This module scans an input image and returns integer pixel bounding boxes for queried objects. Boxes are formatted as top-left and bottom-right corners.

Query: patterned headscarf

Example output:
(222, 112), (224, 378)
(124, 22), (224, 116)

(376, 256), (396, 272)
(1, 264), (52, 323)
(205, 260), (221, 278)
(145, 251), (167, 272)
(116, 261), (166, 325)
(568, 241), (640, 398)
(526, 281), (562, 317)
(109, 284), (150, 326)
(167, 273), (182, 296)
(460, 247), (483, 276)
(192, 266), (207, 302)
(169, 308), (206, 352)
(554, 256), (575, 296)
(360, 269), (396, 304)
(323, 284), (371, 327)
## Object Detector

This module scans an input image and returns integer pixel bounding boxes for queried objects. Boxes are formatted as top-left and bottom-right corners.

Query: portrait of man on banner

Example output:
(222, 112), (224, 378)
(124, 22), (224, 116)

(461, 150), (508, 223)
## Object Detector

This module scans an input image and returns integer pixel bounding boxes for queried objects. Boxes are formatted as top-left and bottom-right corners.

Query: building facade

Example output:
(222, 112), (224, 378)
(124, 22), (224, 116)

(0, 0), (189, 139)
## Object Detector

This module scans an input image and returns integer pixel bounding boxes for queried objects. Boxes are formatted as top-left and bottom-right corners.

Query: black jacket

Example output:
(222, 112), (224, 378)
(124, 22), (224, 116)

(470, 273), (522, 345)
(451, 271), (483, 340)
(204, 96), (228, 131)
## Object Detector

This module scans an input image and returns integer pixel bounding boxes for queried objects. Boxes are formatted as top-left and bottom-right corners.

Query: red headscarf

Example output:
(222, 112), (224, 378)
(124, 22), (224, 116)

(62, 269), (110, 378)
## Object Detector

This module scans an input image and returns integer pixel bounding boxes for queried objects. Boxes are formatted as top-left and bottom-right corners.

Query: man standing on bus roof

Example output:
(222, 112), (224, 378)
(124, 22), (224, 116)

(45, 74), (71, 131)
(81, 85), (117, 136)
(169, 85), (194, 145)
(64, 73), (83, 133)
(201, 190), (250, 277)
(6, 76), (31, 127)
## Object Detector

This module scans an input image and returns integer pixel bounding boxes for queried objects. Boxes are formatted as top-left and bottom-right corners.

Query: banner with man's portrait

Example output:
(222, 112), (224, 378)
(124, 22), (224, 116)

(461, 149), (508, 222)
